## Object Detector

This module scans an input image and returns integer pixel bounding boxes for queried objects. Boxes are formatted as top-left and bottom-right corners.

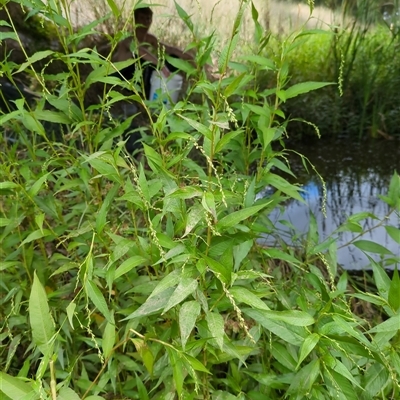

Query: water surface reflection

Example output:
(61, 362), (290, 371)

(264, 139), (400, 270)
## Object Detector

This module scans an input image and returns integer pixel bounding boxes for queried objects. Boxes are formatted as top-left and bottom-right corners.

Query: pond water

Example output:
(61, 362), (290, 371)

(263, 138), (400, 270)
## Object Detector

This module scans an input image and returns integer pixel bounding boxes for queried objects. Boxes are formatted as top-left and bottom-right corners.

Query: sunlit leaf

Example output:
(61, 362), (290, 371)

(217, 202), (272, 230)
(244, 309), (306, 345)
(271, 342), (297, 370)
(66, 302), (76, 330)
(20, 229), (52, 247)
(106, 0), (120, 17)
(244, 308), (314, 326)
(353, 240), (393, 255)
(102, 318), (116, 359)
(296, 333), (319, 368)
(166, 347), (184, 397)
(363, 363), (389, 398)
(179, 301), (201, 350)
(206, 311), (225, 350)
(385, 225), (400, 244)
(123, 287), (175, 320)
(114, 256), (148, 280)
(230, 286), (270, 310)
(0, 372), (36, 400)
(29, 272), (55, 355)
(58, 387), (81, 400)
(282, 81), (335, 101)
(370, 256), (391, 299)
(163, 278), (198, 314)
(368, 313), (400, 333)
(324, 368), (358, 400)
(287, 359), (320, 395)
(183, 354), (210, 374)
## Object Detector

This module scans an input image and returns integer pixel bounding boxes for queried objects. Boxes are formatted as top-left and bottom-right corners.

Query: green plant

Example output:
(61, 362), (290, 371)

(1, 1), (399, 399)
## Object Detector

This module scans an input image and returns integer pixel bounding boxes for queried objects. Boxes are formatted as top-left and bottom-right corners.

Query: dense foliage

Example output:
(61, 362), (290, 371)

(1, 1), (400, 399)
(269, 1), (400, 139)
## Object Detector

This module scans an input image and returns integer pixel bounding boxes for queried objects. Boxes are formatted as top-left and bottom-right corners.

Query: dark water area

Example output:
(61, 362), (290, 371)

(264, 138), (400, 270)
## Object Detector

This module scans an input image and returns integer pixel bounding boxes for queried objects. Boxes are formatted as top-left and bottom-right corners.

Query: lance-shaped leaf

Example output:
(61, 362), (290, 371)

(179, 301), (201, 350)
(206, 311), (225, 350)
(216, 202), (272, 230)
(29, 272), (55, 356)
(0, 372), (36, 400)
(163, 278), (198, 314)
(86, 280), (112, 322)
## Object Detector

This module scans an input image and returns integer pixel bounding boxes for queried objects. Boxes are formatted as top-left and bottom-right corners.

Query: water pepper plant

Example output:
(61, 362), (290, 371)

(0, 0), (399, 399)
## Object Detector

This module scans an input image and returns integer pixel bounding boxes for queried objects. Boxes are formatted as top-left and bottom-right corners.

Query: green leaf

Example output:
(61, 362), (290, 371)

(329, 358), (363, 390)
(202, 191), (217, 221)
(183, 354), (210, 374)
(106, 0), (120, 17)
(324, 368), (358, 400)
(174, 0), (194, 32)
(287, 359), (320, 395)
(135, 375), (149, 400)
(353, 240), (393, 255)
(368, 313), (400, 333)
(203, 255), (231, 284)
(163, 278), (198, 314)
(265, 173), (304, 202)
(33, 110), (72, 124)
(379, 172), (400, 210)
(270, 342), (297, 370)
(364, 363), (389, 398)
(283, 81), (335, 101)
(114, 256), (148, 280)
(0, 372), (36, 400)
(29, 272), (55, 355)
(183, 204), (204, 237)
(240, 54), (275, 70)
(224, 73), (248, 98)
(296, 333), (319, 369)
(371, 256), (391, 299)
(102, 319), (116, 359)
(86, 280), (112, 322)
(140, 344), (154, 375)
(179, 301), (201, 350)
(244, 309), (306, 345)
(206, 311), (225, 350)
(123, 287), (175, 320)
(388, 268), (400, 311)
(27, 172), (51, 197)
(263, 248), (301, 268)
(66, 302), (76, 329)
(243, 308), (314, 326)
(96, 184), (119, 235)
(0, 181), (19, 195)
(230, 286), (270, 310)
(218, 33), (239, 73)
(58, 387), (81, 400)
(177, 114), (212, 140)
(20, 229), (52, 247)
(349, 292), (387, 307)
(332, 315), (372, 349)
(216, 202), (272, 230)
(385, 225), (400, 244)
(166, 347), (184, 397)
(16, 50), (54, 73)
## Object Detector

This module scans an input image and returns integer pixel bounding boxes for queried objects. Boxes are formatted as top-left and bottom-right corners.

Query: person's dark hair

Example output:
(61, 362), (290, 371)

(134, 7), (153, 19)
